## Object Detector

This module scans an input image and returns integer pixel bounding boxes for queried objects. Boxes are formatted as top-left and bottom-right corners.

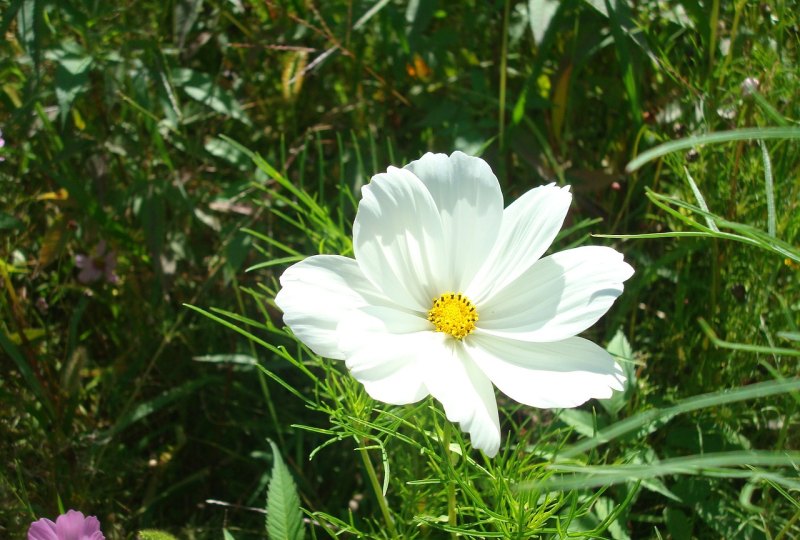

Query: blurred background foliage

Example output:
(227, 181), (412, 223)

(1, 0), (798, 538)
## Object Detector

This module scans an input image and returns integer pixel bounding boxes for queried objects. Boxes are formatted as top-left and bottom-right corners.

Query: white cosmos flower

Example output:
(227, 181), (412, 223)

(275, 151), (634, 457)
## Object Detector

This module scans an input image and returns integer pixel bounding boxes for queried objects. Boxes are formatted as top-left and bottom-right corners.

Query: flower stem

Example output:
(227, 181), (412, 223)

(442, 422), (457, 539)
(359, 443), (398, 538)
(498, 0), (510, 153)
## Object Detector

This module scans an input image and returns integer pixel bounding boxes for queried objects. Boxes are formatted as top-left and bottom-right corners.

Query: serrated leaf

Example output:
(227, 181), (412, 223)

(266, 440), (304, 540)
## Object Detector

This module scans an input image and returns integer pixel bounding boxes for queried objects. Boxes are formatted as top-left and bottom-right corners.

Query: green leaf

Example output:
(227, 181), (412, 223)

(528, 0), (560, 45)
(174, 0), (204, 50)
(16, 0), (42, 67)
(558, 409), (598, 438)
(664, 507), (693, 540)
(600, 329), (636, 416)
(205, 137), (252, 169)
(266, 440), (304, 540)
(536, 451), (800, 491)
(171, 68), (251, 125)
(137, 530), (180, 540)
(0, 211), (23, 230)
(0, 329), (54, 420)
(581, 0), (610, 17)
(46, 42), (93, 123)
(101, 377), (215, 440)
(626, 127), (800, 172)
(558, 377), (800, 459)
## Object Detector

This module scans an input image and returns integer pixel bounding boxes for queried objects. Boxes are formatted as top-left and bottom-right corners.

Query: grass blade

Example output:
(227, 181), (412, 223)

(557, 378), (800, 459)
(759, 140), (776, 238)
(684, 167), (719, 232)
(626, 127), (800, 172)
(529, 451), (800, 491)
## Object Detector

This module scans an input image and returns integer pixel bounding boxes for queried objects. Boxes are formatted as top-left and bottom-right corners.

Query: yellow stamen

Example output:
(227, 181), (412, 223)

(427, 292), (478, 340)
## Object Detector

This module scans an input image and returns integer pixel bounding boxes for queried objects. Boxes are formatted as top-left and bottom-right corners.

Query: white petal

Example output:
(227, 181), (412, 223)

(404, 152), (504, 290)
(465, 333), (625, 408)
(338, 307), (432, 405)
(478, 246), (634, 342)
(467, 184), (572, 302)
(275, 255), (391, 360)
(423, 339), (502, 457)
(353, 166), (446, 310)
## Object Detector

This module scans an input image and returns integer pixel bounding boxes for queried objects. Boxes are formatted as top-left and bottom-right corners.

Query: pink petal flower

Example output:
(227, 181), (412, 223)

(27, 518), (58, 540)
(75, 241), (119, 284)
(28, 510), (105, 540)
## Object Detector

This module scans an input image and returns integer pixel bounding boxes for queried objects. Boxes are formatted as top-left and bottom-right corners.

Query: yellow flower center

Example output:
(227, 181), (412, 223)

(427, 292), (478, 340)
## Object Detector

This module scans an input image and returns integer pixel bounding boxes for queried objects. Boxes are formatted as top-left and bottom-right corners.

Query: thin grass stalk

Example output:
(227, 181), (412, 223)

(359, 444), (398, 538)
(498, 0), (510, 153)
(708, 0), (720, 76)
(684, 167), (719, 232)
(442, 421), (457, 539)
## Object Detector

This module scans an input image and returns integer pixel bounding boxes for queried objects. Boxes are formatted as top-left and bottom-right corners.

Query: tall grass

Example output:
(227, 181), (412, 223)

(2, 0), (798, 538)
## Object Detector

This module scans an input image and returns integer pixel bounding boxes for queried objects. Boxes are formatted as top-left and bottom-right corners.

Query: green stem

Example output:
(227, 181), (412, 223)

(498, 0), (510, 153)
(359, 444), (398, 538)
(442, 422), (457, 539)
(708, 0), (720, 79)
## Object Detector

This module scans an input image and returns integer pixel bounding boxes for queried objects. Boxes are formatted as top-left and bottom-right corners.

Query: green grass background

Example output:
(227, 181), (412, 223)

(1, 0), (798, 538)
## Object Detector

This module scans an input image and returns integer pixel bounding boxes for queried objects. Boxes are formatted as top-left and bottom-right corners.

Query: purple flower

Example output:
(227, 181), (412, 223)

(0, 128), (5, 162)
(75, 241), (119, 284)
(27, 509), (105, 540)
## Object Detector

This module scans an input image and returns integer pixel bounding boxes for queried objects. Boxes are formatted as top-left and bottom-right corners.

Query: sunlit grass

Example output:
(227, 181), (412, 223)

(1, 0), (798, 538)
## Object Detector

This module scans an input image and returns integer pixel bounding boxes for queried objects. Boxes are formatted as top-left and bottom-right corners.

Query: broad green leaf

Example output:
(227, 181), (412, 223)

(0, 211), (22, 230)
(46, 42), (93, 123)
(581, 0), (609, 17)
(16, 0), (41, 66)
(171, 68), (251, 125)
(664, 507), (693, 540)
(558, 409), (597, 438)
(266, 440), (304, 540)
(205, 137), (252, 170)
(600, 329), (636, 416)
(528, 0), (560, 45)
(174, 0), (203, 50)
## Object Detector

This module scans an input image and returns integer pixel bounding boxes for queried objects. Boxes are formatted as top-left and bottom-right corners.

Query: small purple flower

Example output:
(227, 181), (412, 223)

(75, 240), (119, 285)
(27, 509), (105, 540)
(0, 128), (5, 162)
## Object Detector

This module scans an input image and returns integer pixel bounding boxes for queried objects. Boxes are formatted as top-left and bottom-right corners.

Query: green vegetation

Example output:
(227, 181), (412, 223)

(1, 0), (798, 538)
